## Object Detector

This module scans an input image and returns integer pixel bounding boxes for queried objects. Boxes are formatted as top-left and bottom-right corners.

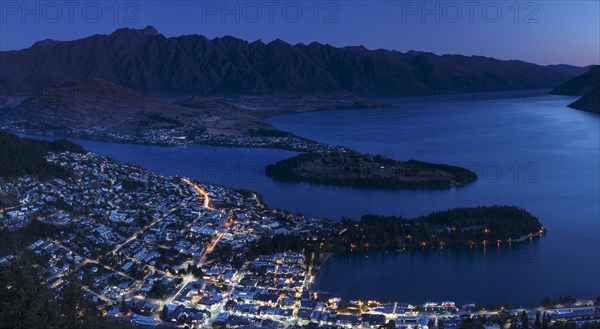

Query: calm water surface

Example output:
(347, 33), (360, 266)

(269, 95), (599, 306)
(32, 95), (599, 306)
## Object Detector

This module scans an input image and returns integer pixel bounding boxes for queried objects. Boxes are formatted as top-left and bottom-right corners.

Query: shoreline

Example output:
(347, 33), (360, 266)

(5, 128), (481, 191)
(4, 126), (334, 153)
(2, 90), (564, 153)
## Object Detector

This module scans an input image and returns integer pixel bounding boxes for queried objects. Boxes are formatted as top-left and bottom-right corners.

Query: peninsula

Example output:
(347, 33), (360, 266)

(265, 150), (478, 188)
(333, 206), (545, 253)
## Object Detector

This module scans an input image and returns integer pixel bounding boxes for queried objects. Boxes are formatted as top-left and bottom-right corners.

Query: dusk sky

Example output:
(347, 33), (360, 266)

(0, 0), (598, 66)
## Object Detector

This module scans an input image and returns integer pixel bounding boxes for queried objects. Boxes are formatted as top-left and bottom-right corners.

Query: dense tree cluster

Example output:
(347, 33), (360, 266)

(0, 131), (85, 179)
(147, 280), (171, 300)
(265, 151), (477, 188)
(0, 257), (134, 329)
(335, 206), (543, 252)
(235, 206), (543, 260)
(0, 220), (62, 256)
(541, 296), (579, 307)
(245, 234), (319, 264)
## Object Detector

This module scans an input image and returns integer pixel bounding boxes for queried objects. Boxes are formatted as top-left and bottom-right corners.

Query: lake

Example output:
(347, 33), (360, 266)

(29, 94), (599, 307)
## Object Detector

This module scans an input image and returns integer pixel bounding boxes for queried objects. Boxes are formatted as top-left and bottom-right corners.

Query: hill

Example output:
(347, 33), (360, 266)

(568, 87), (600, 113)
(0, 131), (84, 179)
(2, 80), (208, 137)
(173, 97), (275, 134)
(0, 26), (579, 97)
(550, 66), (600, 96)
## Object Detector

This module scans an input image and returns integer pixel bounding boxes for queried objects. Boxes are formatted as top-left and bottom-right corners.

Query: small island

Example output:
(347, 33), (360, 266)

(334, 206), (545, 252)
(265, 150), (477, 188)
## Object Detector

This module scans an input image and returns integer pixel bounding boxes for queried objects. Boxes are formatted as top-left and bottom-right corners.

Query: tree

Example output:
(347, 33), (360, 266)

(232, 256), (245, 270)
(428, 318), (436, 329)
(490, 304), (503, 311)
(541, 313), (549, 329)
(521, 311), (529, 329)
(338, 301), (350, 310)
(148, 280), (169, 299)
(380, 320), (397, 329)
(161, 305), (169, 321)
(509, 318), (518, 329)
(1, 255), (141, 329)
(120, 297), (130, 315)
(535, 311), (542, 329)
(0, 257), (59, 329)
(60, 271), (103, 329)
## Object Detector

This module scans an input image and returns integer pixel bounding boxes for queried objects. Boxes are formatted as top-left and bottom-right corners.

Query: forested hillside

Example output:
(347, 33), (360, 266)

(0, 131), (85, 179)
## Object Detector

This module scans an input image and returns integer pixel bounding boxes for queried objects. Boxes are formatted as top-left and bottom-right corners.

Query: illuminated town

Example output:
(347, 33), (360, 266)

(1, 150), (597, 328)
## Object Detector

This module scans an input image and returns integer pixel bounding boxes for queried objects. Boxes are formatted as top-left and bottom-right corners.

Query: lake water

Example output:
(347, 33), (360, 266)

(30, 94), (599, 307)
(269, 95), (599, 306)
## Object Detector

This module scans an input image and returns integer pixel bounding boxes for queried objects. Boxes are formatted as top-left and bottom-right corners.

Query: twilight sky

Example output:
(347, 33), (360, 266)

(0, 1), (598, 66)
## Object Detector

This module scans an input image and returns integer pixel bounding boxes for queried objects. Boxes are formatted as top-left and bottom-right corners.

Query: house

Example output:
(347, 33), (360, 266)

(130, 314), (158, 327)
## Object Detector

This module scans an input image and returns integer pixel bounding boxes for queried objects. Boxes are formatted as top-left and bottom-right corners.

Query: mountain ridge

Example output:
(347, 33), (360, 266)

(0, 26), (584, 97)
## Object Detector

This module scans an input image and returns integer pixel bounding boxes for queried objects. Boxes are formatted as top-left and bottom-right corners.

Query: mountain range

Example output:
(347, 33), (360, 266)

(0, 26), (587, 97)
(0, 26), (595, 145)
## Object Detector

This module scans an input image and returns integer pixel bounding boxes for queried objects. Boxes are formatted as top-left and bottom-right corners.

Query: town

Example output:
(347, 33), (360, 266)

(0, 150), (598, 328)
(0, 118), (341, 152)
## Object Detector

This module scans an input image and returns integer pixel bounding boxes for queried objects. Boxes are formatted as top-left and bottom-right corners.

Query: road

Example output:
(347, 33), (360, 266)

(162, 178), (233, 308)
(112, 206), (178, 254)
(182, 178), (214, 210)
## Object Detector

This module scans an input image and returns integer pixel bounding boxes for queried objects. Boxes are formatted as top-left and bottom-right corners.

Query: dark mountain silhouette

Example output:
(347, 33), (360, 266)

(545, 64), (592, 77)
(568, 87), (600, 114)
(550, 65), (600, 96)
(0, 26), (581, 97)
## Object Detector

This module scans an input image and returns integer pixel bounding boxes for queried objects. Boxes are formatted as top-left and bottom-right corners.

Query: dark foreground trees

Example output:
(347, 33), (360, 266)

(0, 256), (134, 329)
(0, 131), (85, 179)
